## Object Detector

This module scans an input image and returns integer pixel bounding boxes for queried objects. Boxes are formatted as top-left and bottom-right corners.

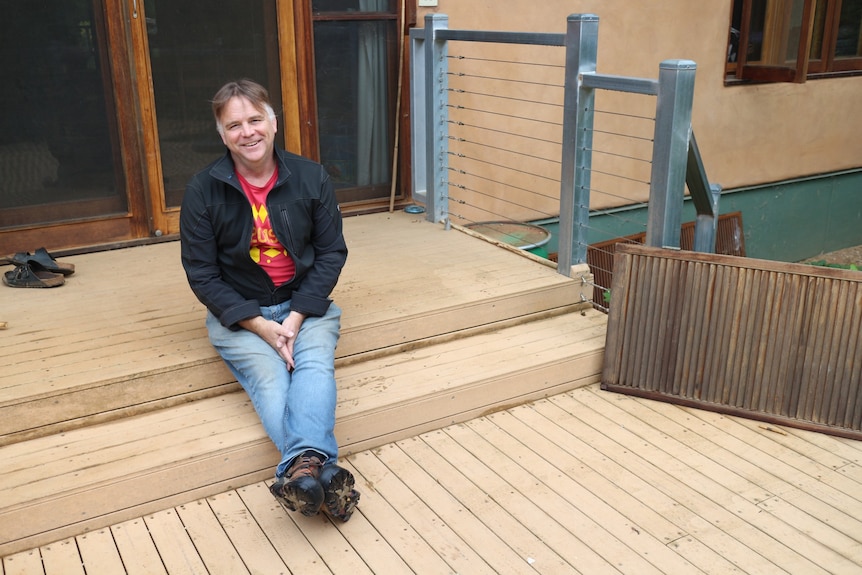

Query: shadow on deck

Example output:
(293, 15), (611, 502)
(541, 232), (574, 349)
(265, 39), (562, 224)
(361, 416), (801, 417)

(0, 211), (605, 556)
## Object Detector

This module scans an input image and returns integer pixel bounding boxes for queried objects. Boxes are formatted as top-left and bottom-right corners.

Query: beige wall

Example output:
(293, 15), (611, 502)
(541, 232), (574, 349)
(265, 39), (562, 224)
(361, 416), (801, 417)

(417, 0), (862, 202)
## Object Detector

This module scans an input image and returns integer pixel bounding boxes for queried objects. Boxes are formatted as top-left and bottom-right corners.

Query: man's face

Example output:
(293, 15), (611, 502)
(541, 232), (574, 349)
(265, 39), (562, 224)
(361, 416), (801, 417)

(217, 96), (278, 170)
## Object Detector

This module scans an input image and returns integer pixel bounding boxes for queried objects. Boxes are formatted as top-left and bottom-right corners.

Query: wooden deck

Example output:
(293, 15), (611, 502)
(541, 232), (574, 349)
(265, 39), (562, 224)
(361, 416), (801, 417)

(2, 210), (861, 573)
(4, 385), (862, 574)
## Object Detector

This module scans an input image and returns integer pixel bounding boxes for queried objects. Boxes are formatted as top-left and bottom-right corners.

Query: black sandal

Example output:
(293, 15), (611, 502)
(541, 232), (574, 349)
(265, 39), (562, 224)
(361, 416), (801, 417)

(3, 263), (65, 288)
(12, 247), (75, 276)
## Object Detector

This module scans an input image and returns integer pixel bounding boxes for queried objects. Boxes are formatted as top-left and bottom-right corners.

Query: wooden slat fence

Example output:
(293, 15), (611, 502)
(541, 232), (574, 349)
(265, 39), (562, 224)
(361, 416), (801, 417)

(602, 243), (862, 440)
(587, 212), (745, 310)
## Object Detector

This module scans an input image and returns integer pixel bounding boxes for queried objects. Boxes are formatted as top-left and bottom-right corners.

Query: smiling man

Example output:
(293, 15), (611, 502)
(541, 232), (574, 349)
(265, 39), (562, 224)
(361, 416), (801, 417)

(179, 79), (359, 521)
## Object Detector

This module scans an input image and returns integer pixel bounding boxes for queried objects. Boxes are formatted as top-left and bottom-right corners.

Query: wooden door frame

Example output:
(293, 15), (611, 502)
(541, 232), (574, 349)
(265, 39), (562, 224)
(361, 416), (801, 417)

(130, 0), (309, 237)
(126, 0), (416, 240)
(289, 0), (417, 212)
(278, 0), (312, 157)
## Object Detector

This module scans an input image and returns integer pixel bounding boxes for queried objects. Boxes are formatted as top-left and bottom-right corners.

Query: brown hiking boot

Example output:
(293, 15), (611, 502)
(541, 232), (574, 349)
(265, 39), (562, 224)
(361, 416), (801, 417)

(270, 451), (325, 517)
(318, 463), (360, 522)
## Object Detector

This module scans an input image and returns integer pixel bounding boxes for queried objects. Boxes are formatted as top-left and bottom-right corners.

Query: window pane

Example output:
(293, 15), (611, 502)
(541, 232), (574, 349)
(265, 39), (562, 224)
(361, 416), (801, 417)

(746, 0), (769, 62)
(809, 0), (828, 59)
(313, 0), (395, 13)
(836, 0), (862, 57)
(0, 0), (127, 224)
(745, 0), (808, 65)
(145, 0), (281, 207)
(314, 19), (396, 201)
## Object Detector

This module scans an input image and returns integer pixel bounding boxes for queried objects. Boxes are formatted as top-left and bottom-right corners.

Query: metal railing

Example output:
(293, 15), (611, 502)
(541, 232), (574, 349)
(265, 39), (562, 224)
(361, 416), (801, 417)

(410, 13), (720, 278)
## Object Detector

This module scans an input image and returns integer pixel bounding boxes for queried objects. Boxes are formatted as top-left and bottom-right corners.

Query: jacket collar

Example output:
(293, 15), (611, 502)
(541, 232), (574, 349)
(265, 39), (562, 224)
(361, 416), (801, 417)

(208, 148), (293, 189)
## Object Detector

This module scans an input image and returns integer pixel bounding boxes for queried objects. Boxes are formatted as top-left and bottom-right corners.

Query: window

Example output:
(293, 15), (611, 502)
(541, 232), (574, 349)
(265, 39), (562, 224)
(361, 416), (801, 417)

(311, 0), (400, 205)
(727, 0), (862, 82)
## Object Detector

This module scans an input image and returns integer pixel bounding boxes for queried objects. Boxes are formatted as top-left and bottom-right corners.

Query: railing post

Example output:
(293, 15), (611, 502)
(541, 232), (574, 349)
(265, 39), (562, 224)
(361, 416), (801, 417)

(409, 24), (427, 209)
(686, 130), (722, 253)
(558, 14), (599, 274)
(424, 14), (450, 224)
(646, 59), (697, 249)
(694, 183), (722, 253)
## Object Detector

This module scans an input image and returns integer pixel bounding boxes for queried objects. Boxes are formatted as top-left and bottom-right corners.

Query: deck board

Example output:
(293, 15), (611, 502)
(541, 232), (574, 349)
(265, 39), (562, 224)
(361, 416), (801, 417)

(0, 211), (587, 444)
(110, 519), (168, 575)
(7, 385), (861, 574)
(3, 210), (861, 573)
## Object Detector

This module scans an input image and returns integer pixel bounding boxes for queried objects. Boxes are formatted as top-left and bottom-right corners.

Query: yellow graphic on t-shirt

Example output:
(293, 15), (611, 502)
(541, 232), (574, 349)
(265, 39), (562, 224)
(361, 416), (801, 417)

(249, 245), (287, 264)
(249, 203), (288, 265)
(252, 203), (269, 224)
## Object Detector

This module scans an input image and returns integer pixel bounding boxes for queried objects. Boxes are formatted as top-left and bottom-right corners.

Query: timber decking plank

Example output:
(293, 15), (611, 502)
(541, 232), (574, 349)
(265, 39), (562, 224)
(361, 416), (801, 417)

(755, 496), (862, 564)
(480, 409), (685, 544)
(557, 390), (844, 575)
(234, 483), (335, 575)
(500, 404), (764, 574)
(142, 510), (208, 575)
(0, 308), (606, 557)
(0, 212), (588, 445)
(423, 423), (629, 575)
(303, 481), (414, 575)
(492, 410), (740, 573)
(174, 500), (249, 575)
(544, 391), (825, 574)
(346, 449), (495, 575)
(329, 460), (458, 574)
(110, 519), (168, 575)
(676, 401), (862, 514)
(6, 385), (862, 574)
(375, 438), (533, 573)
(40, 539), (83, 575)
(401, 431), (576, 574)
(636, 390), (862, 512)
(335, 311), (606, 406)
(205, 492), (290, 574)
(594, 388), (862, 567)
(457, 414), (692, 574)
(1, 549), (44, 575)
(336, 354), (603, 456)
(1, 398), (262, 495)
(75, 528), (126, 575)
(335, 283), (584, 358)
(265, 510), (373, 575)
(2, 311), (604, 497)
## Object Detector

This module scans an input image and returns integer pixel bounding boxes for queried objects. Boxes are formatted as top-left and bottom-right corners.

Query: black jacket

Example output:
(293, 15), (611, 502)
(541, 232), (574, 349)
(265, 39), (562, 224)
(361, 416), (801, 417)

(180, 148), (348, 329)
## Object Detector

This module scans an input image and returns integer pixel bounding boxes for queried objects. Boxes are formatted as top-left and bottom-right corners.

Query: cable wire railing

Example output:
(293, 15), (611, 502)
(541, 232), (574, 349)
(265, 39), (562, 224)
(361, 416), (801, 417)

(410, 13), (720, 311)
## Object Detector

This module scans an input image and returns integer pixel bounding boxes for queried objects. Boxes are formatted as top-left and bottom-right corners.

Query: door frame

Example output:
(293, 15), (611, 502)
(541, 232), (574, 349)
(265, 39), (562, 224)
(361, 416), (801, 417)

(129, 0), (310, 238)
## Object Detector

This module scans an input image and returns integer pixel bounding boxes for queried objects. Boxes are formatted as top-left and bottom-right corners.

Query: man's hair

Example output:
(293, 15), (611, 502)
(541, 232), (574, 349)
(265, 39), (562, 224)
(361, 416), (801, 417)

(212, 79), (276, 134)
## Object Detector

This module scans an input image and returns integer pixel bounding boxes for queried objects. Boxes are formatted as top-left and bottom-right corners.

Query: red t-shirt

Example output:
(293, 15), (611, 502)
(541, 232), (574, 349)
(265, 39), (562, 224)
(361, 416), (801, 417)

(237, 169), (296, 286)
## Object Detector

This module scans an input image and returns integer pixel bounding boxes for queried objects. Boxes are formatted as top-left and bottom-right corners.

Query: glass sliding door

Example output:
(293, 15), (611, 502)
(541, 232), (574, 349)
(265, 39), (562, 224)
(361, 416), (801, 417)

(0, 0), (128, 230)
(141, 0), (282, 212)
(312, 1), (399, 205)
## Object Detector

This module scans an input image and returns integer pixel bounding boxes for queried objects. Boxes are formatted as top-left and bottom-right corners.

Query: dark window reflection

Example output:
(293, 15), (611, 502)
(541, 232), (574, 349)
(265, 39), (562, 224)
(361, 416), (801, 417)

(0, 0), (126, 224)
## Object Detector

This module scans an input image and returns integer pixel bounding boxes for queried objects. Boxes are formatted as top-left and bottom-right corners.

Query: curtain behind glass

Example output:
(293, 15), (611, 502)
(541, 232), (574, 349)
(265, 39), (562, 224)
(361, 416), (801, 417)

(357, 0), (390, 187)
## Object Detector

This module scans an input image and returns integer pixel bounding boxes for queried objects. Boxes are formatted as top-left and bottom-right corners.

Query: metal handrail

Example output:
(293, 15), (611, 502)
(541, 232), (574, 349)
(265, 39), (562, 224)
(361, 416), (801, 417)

(410, 13), (720, 276)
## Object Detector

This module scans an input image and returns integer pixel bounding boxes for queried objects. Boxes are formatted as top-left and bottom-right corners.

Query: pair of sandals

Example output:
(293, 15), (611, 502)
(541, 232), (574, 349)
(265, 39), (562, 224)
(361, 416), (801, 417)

(3, 248), (76, 288)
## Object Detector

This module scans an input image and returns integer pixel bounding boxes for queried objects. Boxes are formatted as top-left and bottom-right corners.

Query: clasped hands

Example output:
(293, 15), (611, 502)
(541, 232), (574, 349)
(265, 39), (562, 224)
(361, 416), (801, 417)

(239, 310), (307, 370)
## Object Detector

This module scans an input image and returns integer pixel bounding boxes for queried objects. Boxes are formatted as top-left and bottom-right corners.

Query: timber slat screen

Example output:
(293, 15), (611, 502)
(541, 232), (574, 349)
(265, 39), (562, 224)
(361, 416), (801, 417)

(586, 212), (746, 311)
(602, 244), (862, 440)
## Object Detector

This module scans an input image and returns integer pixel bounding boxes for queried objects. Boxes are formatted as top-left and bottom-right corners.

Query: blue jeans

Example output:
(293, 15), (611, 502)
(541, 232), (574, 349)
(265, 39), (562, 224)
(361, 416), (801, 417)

(206, 302), (341, 478)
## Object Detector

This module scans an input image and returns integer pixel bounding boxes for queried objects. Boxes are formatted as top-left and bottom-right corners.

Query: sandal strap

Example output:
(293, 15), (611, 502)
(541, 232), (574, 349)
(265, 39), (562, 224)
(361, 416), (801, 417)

(3, 263), (65, 288)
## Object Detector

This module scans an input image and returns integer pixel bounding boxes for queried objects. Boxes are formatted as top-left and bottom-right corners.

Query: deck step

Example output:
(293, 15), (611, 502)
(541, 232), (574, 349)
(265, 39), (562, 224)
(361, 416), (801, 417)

(0, 212), (590, 446)
(0, 309), (606, 556)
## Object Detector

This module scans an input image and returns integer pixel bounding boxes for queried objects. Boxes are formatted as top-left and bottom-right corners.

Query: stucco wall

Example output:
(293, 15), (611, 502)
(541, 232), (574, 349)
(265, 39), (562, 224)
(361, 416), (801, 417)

(417, 1), (862, 193)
